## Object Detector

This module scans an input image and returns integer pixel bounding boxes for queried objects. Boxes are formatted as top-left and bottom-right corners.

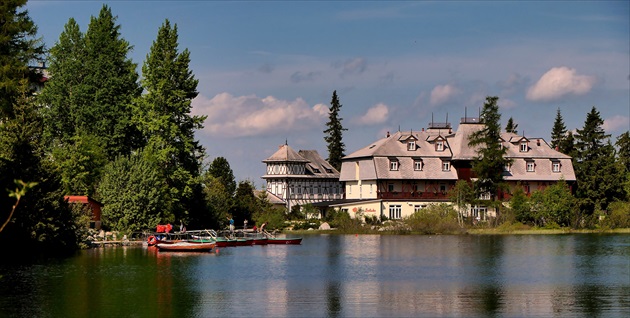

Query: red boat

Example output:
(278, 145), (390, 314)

(157, 241), (215, 252)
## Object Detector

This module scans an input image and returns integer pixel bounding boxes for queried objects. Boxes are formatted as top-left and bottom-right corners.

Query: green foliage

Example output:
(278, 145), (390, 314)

(601, 201), (630, 229)
(0, 82), (79, 256)
(200, 175), (231, 229)
(406, 204), (463, 234)
(206, 157), (236, 196)
(288, 204), (305, 220)
(230, 180), (257, 226)
(329, 210), (363, 232)
(468, 96), (510, 201)
(0, 0), (45, 117)
(134, 19), (206, 222)
(550, 108), (567, 150)
(529, 181), (576, 227)
(323, 90), (347, 171)
(616, 131), (630, 174)
(252, 206), (286, 231)
(505, 117), (518, 133)
(509, 185), (532, 224)
(98, 148), (172, 232)
(574, 107), (625, 213)
(52, 134), (107, 196)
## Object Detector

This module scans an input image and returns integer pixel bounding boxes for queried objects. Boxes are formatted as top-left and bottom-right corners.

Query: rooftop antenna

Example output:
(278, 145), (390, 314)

(446, 113), (448, 124)
(465, 107), (467, 122)
(398, 125), (400, 132)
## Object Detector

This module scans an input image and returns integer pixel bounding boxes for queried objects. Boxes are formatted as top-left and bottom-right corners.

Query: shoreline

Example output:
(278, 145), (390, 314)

(288, 228), (630, 235)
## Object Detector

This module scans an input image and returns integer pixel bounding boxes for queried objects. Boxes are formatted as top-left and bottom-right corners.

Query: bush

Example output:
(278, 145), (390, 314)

(406, 203), (464, 234)
(602, 201), (630, 228)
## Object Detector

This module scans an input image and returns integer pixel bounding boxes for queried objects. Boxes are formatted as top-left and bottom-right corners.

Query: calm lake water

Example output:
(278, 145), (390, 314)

(1, 234), (629, 318)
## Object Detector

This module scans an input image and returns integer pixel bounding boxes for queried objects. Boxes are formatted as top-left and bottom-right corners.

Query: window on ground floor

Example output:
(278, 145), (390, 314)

(389, 205), (402, 219)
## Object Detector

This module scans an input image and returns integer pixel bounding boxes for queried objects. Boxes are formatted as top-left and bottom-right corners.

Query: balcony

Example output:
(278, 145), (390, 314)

(378, 191), (449, 200)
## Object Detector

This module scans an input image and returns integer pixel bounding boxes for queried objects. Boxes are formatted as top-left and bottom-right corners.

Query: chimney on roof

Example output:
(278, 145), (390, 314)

(537, 139), (540, 146)
(421, 128), (424, 132)
(386, 131), (390, 138)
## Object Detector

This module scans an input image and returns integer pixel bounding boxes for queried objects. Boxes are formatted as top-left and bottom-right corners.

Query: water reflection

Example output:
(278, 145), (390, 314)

(1, 234), (629, 317)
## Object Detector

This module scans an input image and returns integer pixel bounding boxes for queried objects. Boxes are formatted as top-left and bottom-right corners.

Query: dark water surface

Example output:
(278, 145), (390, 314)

(1, 234), (628, 317)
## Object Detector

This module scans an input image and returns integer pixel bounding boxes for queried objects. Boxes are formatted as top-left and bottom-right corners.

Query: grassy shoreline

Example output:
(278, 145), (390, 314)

(287, 227), (630, 235)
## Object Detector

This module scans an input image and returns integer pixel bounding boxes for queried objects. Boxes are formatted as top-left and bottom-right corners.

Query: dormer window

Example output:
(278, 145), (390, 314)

(313, 168), (320, 173)
(442, 160), (450, 171)
(436, 141), (444, 152)
(520, 141), (528, 152)
(414, 159), (423, 171)
(526, 160), (535, 172)
(389, 159), (399, 171)
(552, 161), (561, 173)
(408, 140), (416, 151)
(504, 164), (511, 172)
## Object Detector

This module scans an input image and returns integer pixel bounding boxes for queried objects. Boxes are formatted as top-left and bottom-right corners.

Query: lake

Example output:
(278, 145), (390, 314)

(1, 234), (628, 317)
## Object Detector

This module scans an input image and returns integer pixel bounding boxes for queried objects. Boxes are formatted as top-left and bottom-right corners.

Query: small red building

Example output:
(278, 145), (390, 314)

(65, 195), (103, 230)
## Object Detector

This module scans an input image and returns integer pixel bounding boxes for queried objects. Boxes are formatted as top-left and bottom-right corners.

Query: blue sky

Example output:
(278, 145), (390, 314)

(27, 1), (629, 185)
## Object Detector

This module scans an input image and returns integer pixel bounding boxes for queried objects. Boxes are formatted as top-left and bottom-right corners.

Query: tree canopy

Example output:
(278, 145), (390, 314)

(323, 90), (347, 171)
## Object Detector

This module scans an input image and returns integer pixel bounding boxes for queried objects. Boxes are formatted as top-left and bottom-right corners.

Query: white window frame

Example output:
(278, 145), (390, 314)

(442, 161), (450, 171)
(552, 161), (561, 173)
(436, 141), (444, 152)
(390, 160), (399, 171)
(389, 205), (402, 219)
(520, 142), (528, 152)
(408, 140), (416, 151)
(526, 161), (535, 172)
(414, 160), (423, 171)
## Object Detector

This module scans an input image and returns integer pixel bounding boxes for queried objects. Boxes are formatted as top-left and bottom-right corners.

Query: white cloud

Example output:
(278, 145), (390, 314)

(430, 84), (459, 106)
(192, 93), (328, 138)
(603, 115), (629, 133)
(355, 103), (389, 125)
(499, 98), (518, 109)
(526, 66), (596, 101)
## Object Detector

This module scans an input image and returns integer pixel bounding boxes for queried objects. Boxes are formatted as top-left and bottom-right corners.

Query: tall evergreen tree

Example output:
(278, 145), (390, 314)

(574, 107), (624, 214)
(616, 131), (630, 173)
(0, 0), (45, 118)
(559, 131), (577, 157)
(468, 96), (510, 202)
(550, 108), (567, 150)
(134, 19), (207, 222)
(505, 117), (518, 133)
(323, 90), (347, 171)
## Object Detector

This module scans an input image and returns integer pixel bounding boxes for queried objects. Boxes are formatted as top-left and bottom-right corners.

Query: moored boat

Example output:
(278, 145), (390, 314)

(157, 241), (215, 252)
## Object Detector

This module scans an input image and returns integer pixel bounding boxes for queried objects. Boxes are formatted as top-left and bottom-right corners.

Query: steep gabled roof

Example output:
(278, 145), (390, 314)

(263, 144), (309, 163)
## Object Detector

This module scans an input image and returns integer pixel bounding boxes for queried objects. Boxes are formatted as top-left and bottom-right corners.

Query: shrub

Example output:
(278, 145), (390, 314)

(406, 203), (464, 234)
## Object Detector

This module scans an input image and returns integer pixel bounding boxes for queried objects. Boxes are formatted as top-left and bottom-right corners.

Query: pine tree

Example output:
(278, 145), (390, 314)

(0, 0), (45, 118)
(468, 96), (510, 202)
(559, 131), (577, 158)
(505, 117), (518, 133)
(323, 90), (347, 171)
(574, 107), (625, 214)
(616, 131), (630, 173)
(135, 19), (207, 222)
(550, 108), (567, 150)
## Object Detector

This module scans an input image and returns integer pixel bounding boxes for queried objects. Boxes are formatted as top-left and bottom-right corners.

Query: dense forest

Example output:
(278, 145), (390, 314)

(1, 1), (628, 256)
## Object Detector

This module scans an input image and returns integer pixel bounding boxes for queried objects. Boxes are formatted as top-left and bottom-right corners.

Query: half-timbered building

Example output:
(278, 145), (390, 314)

(262, 143), (344, 213)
